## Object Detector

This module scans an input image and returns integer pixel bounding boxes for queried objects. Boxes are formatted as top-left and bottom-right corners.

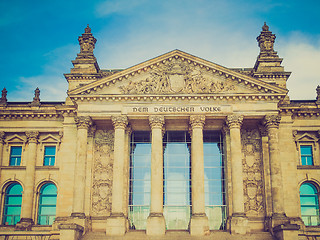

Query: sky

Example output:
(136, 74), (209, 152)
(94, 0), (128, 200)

(1, 0), (320, 101)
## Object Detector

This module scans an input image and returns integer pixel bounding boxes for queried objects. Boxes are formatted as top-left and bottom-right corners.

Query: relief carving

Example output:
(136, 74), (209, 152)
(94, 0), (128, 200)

(120, 58), (235, 94)
(241, 128), (265, 215)
(91, 130), (114, 216)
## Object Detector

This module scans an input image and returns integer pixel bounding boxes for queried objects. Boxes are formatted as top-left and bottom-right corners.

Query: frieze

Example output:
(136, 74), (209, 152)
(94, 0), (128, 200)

(119, 58), (236, 94)
(91, 130), (114, 216)
(241, 128), (265, 216)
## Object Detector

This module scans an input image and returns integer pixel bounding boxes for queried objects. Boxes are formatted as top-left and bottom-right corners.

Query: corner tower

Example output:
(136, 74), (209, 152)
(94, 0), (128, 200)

(252, 23), (291, 90)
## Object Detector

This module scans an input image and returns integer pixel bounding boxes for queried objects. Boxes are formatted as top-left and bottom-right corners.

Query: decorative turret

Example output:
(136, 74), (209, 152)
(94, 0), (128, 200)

(64, 25), (103, 91)
(252, 23), (291, 90)
(30, 87), (41, 106)
(0, 88), (7, 105)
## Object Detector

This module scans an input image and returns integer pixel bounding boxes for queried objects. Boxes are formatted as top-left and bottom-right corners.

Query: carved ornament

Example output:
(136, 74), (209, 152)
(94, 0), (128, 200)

(226, 115), (243, 129)
(0, 131), (5, 143)
(74, 116), (93, 129)
(241, 128), (264, 215)
(92, 130), (114, 216)
(111, 115), (128, 129)
(25, 131), (39, 143)
(189, 115), (205, 129)
(119, 58), (235, 94)
(149, 115), (165, 129)
(263, 114), (281, 130)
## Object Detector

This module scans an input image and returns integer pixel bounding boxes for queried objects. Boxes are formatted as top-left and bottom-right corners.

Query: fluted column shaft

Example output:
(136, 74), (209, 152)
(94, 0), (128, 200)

(147, 116), (166, 236)
(111, 115), (128, 215)
(73, 116), (92, 215)
(226, 115), (245, 215)
(21, 131), (39, 220)
(190, 115), (206, 215)
(263, 115), (285, 216)
(149, 116), (165, 214)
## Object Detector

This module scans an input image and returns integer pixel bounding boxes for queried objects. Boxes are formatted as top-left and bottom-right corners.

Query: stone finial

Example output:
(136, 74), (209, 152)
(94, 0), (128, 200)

(0, 88), (7, 104)
(30, 87), (41, 106)
(316, 85), (320, 103)
(256, 22), (278, 58)
(78, 25), (97, 56)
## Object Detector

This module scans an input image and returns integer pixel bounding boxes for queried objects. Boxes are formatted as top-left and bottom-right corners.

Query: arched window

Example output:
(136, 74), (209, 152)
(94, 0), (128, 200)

(38, 183), (57, 225)
(3, 183), (23, 225)
(300, 183), (320, 226)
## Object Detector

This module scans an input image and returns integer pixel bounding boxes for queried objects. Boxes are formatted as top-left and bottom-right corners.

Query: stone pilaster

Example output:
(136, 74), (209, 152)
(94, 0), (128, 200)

(147, 115), (166, 235)
(226, 115), (248, 234)
(72, 116), (92, 218)
(263, 115), (288, 228)
(0, 132), (5, 166)
(106, 115), (128, 236)
(16, 131), (39, 230)
(188, 115), (209, 236)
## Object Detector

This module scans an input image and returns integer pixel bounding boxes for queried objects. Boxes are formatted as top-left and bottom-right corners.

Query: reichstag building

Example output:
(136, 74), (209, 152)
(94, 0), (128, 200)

(0, 23), (319, 240)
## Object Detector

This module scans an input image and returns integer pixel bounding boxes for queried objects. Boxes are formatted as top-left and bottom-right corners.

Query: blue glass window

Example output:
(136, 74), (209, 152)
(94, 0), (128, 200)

(38, 183), (57, 225)
(43, 146), (56, 166)
(203, 131), (226, 230)
(300, 145), (313, 165)
(3, 183), (23, 225)
(300, 183), (320, 226)
(163, 131), (191, 230)
(128, 132), (151, 230)
(10, 146), (22, 166)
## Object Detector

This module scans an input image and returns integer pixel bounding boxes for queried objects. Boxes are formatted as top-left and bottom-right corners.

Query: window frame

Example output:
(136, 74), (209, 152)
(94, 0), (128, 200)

(299, 144), (314, 166)
(36, 182), (57, 226)
(43, 145), (56, 166)
(299, 182), (320, 227)
(2, 182), (23, 226)
(9, 146), (22, 166)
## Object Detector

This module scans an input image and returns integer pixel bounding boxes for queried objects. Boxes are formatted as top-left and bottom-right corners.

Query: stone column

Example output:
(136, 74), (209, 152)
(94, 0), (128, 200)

(0, 132), (5, 166)
(189, 115), (209, 236)
(263, 115), (287, 226)
(16, 131), (39, 230)
(106, 115), (128, 236)
(72, 116), (92, 218)
(226, 115), (248, 234)
(147, 115), (166, 235)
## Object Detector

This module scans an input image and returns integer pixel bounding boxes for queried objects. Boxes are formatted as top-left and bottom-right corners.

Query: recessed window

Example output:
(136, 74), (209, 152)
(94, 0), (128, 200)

(3, 183), (23, 225)
(300, 145), (313, 165)
(9, 146), (22, 166)
(43, 146), (56, 166)
(38, 183), (57, 225)
(300, 183), (320, 226)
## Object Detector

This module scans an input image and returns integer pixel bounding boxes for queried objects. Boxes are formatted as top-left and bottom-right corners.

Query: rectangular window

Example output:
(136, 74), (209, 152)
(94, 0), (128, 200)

(300, 145), (313, 165)
(10, 146), (22, 166)
(43, 146), (56, 166)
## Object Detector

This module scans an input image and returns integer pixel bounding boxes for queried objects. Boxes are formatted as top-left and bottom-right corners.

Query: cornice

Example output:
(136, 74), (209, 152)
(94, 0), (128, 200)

(69, 93), (285, 103)
(68, 50), (288, 96)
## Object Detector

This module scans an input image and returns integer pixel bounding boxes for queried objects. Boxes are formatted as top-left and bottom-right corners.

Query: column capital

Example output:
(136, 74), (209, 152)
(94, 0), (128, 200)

(75, 116), (93, 129)
(226, 115), (243, 129)
(0, 131), (5, 144)
(189, 115), (205, 129)
(111, 115), (128, 129)
(149, 115), (165, 129)
(263, 114), (281, 130)
(25, 131), (39, 143)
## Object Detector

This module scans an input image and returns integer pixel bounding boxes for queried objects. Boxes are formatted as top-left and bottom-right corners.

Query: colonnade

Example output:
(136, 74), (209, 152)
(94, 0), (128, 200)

(71, 114), (285, 236)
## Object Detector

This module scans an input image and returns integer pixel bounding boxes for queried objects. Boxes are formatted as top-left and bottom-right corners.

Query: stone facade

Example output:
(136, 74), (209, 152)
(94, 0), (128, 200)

(0, 24), (319, 240)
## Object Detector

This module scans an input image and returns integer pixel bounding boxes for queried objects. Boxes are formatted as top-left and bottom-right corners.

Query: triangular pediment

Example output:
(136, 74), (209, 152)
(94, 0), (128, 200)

(69, 50), (287, 98)
(5, 134), (26, 143)
(296, 133), (318, 142)
(40, 134), (60, 143)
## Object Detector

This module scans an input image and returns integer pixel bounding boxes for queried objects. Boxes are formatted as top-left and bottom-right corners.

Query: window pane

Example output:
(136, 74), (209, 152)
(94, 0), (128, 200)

(38, 183), (57, 225)
(3, 183), (22, 225)
(301, 146), (312, 155)
(44, 146), (56, 155)
(299, 183), (320, 226)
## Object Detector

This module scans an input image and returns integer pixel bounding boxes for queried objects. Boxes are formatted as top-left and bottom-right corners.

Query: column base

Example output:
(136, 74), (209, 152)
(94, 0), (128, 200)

(146, 213), (166, 235)
(229, 213), (248, 234)
(189, 213), (210, 236)
(59, 223), (84, 240)
(273, 223), (300, 240)
(106, 213), (128, 236)
(15, 218), (34, 231)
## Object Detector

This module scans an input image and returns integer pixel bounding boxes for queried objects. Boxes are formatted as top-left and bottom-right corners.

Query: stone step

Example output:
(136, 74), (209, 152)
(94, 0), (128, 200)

(81, 231), (275, 240)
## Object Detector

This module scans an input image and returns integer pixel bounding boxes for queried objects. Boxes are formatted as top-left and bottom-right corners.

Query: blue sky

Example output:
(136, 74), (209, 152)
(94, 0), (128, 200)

(1, 0), (320, 101)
